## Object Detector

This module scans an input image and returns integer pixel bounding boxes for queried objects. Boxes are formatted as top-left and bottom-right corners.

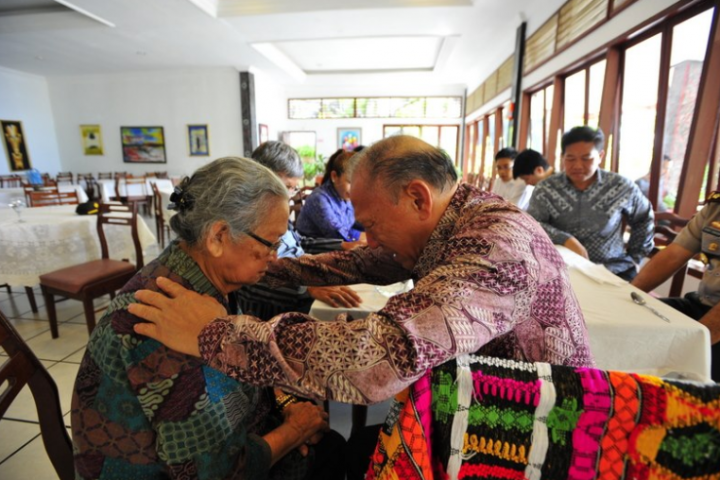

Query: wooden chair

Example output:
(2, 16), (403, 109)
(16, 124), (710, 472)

(114, 171), (127, 179)
(98, 172), (112, 180)
(155, 171), (169, 179)
(151, 182), (171, 248)
(28, 191), (79, 208)
(651, 211), (695, 297)
(116, 176), (151, 215)
(56, 172), (73, 185)
(23, 185), (58, 205)
(289, 187), (312, 226)
(39, 203), (143, 337)
(0, 175), (22, 188)
(77, 174), (97, 200)
(0, 309), (74, 480)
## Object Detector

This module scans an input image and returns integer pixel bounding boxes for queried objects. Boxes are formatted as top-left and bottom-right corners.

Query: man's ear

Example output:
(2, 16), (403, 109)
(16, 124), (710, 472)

(404, 180), (433, 220)
(205, 221), (227, 258)
(598, 149), (606, 161)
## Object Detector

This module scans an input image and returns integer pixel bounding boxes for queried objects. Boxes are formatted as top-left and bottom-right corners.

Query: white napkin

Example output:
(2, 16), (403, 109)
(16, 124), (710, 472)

(555, 245), (627, 286)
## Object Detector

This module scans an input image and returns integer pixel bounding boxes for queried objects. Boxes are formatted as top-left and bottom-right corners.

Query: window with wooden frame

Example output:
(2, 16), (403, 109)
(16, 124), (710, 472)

(526, 83), (554, 156)
(383, 125), (460, 163)
(562, 59), (606, 133)
(614, 5), (715, 212)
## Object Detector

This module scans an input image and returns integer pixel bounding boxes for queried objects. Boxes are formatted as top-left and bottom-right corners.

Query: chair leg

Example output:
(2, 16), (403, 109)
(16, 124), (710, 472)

(82, 298), (96, 335)
(41, 288), (60, 339)
(1, 283), (12, 294)
(25, 286), (38, 313)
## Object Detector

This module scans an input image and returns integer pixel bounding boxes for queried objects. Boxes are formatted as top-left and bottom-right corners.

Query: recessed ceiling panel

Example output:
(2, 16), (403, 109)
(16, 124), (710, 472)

(216, 0), (471, 17)
(274, 36), (443, 73)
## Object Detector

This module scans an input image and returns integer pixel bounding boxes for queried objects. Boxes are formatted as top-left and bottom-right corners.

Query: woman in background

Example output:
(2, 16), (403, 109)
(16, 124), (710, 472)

(296, 149), (364, 241)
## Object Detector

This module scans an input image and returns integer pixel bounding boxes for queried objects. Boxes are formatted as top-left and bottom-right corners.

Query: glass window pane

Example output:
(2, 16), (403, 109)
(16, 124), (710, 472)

(420, 126), (439, 145)
(440, 126), (459, 164)
(529, 89), (545, 153)
(587, 60), (606, 128)
(426, 98), (462, 118)
(474, 120), (483, 174)
(383, 125), (402, 137)
(359, 98), (391, 117)
(484, 114), (496, 182)
(545, 84), (554, 153)
(281, 132), (316, 159)
(618, 34), (662, 182)
(401, 125), (421, 138)
(320, 98), (354, 119)
(288, 99), (321, 119)
(563, 69), (586, 131)
(390, 98), (425, 118)
(663, 8), (714, 210)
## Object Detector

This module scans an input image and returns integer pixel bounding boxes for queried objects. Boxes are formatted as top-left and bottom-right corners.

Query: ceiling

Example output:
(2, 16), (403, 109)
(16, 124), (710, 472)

(0, 0), (566, 90)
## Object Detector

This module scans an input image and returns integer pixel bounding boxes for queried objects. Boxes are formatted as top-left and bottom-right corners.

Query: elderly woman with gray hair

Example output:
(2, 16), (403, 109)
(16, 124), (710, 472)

(71, 157), (345, 480)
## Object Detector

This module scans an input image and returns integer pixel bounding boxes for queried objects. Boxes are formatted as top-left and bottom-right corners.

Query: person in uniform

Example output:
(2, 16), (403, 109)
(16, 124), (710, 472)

(632, 192), (720, 382)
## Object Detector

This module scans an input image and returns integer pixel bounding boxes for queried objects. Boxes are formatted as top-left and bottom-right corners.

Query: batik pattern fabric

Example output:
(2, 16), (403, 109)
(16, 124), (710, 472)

(71, 242), (310, 480)
(296, 181), (363, 241)
(198, 183), (594, 406)
(367, 355), (720, 480)
(527, 170), (654, 275)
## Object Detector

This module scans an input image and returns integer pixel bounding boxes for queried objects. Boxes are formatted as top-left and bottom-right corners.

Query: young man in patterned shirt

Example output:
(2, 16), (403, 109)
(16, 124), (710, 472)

(527, 126), (654, 281)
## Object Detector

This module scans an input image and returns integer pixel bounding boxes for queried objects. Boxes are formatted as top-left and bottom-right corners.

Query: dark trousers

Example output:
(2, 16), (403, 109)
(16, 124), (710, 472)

(615, 265), (638, 282)
(661, 292), (719, 382)
(306, 429), (348, 480)
(347, 424), (382, 480)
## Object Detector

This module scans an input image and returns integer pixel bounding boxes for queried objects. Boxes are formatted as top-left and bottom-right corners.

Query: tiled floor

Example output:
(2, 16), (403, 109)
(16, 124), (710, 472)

(0, 239), (391, 479)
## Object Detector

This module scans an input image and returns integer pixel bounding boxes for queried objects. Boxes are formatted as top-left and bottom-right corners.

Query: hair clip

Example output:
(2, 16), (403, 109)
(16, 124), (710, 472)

(168, 185), (194, 212)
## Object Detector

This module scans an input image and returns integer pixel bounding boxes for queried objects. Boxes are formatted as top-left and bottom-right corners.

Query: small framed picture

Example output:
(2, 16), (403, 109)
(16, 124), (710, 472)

(259, 124), (269, 144)
(120, 126), (167, 163)
(1, 120), (32, 171)
(80, 124), (104, 155)
(188, 124), (210, 156)
(338, 127), (361, 151)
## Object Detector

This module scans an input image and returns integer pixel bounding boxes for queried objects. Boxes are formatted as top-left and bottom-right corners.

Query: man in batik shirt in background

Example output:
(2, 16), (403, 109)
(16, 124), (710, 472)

(129, 135), (595, 477)
(528, 126), (654, 281)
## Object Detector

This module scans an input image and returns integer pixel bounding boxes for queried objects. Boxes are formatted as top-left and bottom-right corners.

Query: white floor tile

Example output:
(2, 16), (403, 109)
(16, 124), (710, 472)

(0, 434), (62, 479)
(4, 317), (51, 342)
(0, 420), (40, 462)
(24, 323), (89, 361)
(61, 346), (86, 364)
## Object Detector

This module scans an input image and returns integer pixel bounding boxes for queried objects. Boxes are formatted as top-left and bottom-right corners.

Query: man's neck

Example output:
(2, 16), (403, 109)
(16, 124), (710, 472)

(569, 172), (598, 191)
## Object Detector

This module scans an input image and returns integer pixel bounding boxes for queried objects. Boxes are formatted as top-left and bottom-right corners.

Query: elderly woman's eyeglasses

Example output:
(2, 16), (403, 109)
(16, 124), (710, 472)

(245, 231), (283, 253)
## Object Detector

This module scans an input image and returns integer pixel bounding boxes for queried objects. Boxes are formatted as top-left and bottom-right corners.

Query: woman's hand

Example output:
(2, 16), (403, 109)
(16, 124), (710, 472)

(130, 277), (227, 357)
(307, 286), (361, 308)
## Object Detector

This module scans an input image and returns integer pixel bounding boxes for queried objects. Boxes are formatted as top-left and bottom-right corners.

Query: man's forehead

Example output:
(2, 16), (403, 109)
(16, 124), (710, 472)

(565, 142), (598, 155)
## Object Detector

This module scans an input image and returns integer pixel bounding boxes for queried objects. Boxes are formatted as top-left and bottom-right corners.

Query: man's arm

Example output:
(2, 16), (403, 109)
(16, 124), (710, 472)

(625, 183), (656, 262)
(631, 243), (695, 292)
(699, 302), (720, 345)
(263, 246), (410, 289)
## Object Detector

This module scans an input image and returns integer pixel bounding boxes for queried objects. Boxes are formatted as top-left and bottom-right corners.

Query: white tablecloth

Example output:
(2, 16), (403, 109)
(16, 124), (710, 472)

(98, 178), (174, 203)
(310, 246), (712, 382)
(0, 205), (156, 287)
(0, 185), (89, 206)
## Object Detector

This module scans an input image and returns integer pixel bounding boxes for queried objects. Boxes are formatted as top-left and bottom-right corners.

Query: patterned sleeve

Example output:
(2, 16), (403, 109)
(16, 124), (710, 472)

(263, 246), (411, 289)
(300, 191), (358, 241)
(198, 265), (510, 404)
(527, 184), (573, 245)
(624, 181), (655, 262)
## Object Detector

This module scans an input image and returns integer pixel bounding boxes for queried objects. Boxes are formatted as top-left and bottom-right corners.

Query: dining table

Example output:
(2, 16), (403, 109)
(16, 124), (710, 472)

(97, 178), (174, 203)
(310, 245), (712, 382)
(0, 204), (156, 287)
(0, 184), (89, 206)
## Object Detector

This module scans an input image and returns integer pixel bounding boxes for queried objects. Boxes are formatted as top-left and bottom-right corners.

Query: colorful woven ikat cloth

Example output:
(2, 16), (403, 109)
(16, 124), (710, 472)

(366, 355), (720, 480)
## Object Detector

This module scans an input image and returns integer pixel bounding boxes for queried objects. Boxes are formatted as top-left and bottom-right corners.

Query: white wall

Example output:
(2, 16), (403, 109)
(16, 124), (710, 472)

(281, 84), (466, 159)
(253, 69), (287, 146)
(48, 68), (243, 178)
(0, 66), (62, 175)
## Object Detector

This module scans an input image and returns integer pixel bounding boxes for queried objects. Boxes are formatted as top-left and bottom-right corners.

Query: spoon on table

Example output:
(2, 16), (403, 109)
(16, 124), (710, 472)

(630, 292), (671, 323)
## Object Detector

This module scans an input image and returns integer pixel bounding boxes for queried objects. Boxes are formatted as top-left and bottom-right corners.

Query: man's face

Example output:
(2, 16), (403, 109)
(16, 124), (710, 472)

(519, 171), (542, 186)
(562, 141), (603, 186)
(350, 172), (419, 270)
(495, 158), (513, 182)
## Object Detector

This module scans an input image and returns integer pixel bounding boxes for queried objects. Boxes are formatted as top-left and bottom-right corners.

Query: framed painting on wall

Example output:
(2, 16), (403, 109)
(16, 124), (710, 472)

(80, 124), (104, 155)
(120, 126), (167, 163)
(338, 127), (361, 151)
(259, 124), (269, 144)
(187, 124), (209, 156)
(1, 120), (31, 171)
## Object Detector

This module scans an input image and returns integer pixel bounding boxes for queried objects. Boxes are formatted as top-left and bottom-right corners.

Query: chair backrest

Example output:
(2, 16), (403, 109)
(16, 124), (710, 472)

(98, 172), (112, 180)
(56, 172), (73, 184)
(155, 171), (169, 179)
(29, 190), (79, 207)
(151, 182), (163, 220)
(24, 185), (59, 205)
(114, 172), (127, 179)
(0, 309), (74, 480)
(0, 175), (22, 188)
(97, 203), (144, 269)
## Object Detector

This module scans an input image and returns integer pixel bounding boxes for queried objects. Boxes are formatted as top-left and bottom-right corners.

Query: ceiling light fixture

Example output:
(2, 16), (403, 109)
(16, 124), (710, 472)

(251, 43), (306, 82)
(53, 0), (116, 28)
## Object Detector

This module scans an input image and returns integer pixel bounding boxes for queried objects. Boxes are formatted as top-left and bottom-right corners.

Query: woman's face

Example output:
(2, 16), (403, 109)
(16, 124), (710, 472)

(208, 197), (289, 293)
(331, 171), (352, 200)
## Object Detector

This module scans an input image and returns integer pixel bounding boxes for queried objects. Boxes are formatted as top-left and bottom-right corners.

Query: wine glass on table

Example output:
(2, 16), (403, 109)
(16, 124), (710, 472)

(9, 198), (26, 223)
